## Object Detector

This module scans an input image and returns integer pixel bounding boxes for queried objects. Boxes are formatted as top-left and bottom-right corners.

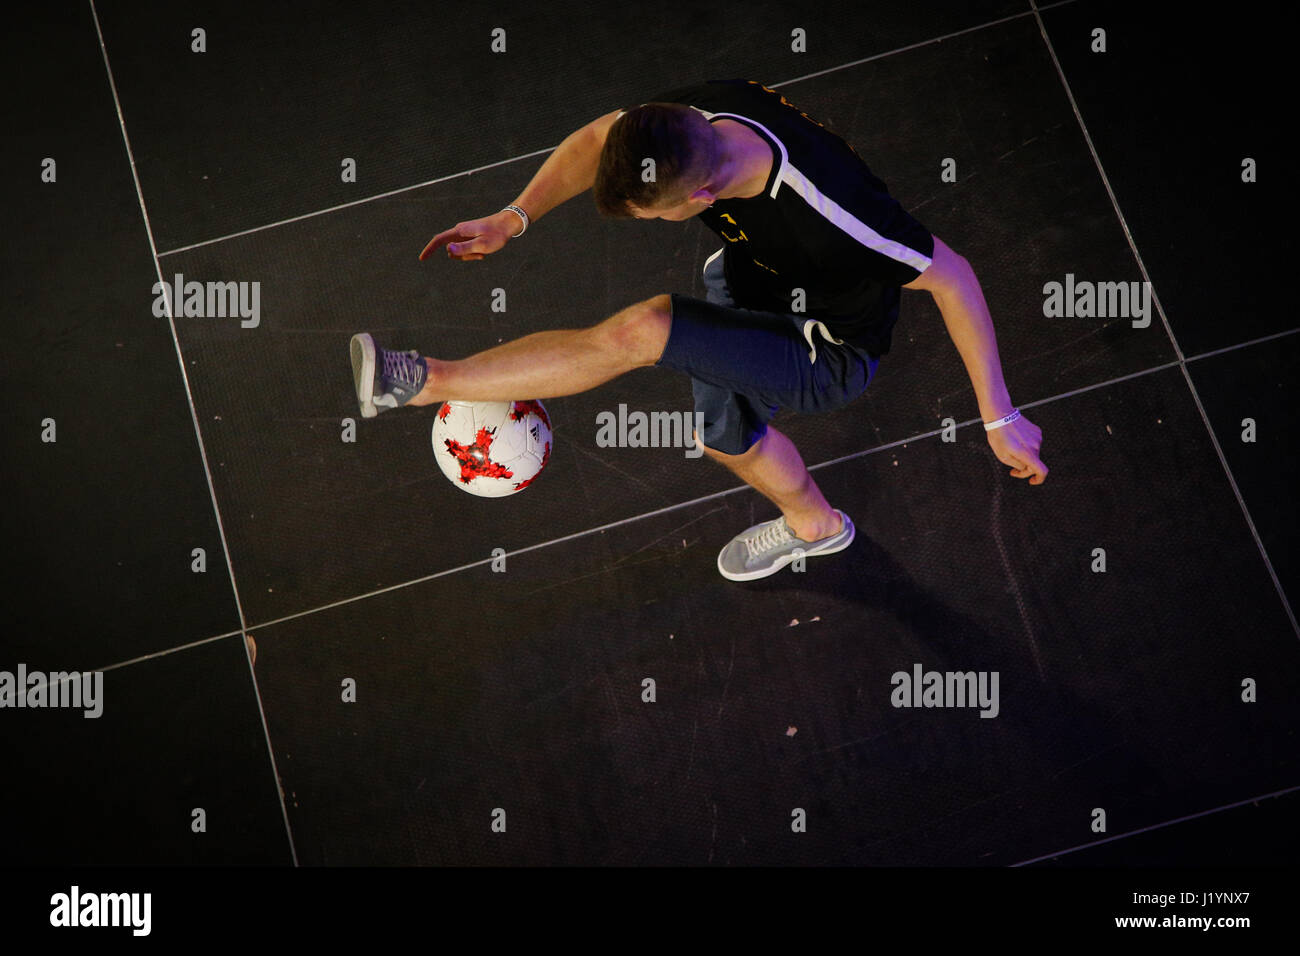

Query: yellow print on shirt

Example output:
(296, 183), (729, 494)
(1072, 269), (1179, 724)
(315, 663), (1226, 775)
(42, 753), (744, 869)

(747, 79), (860, 156)
(714, 212), (776, 273)
(749, 80), (823, 128)
(718, 212), (748, 243)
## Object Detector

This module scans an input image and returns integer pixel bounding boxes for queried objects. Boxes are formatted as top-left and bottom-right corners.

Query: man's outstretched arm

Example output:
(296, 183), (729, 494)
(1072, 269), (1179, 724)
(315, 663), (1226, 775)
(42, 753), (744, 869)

(509, 109), (623, 224)
(904, 237), (1049, 484)
(420, 109), (623, 261)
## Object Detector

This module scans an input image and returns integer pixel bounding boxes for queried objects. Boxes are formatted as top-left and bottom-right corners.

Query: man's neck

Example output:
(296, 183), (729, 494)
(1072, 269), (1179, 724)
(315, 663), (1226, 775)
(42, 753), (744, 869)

(712, 120), (773, 201)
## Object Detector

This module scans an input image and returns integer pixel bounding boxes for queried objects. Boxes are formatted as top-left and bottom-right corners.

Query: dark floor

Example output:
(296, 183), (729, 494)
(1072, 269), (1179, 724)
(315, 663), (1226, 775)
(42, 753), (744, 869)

(1, 0), (1295, 868)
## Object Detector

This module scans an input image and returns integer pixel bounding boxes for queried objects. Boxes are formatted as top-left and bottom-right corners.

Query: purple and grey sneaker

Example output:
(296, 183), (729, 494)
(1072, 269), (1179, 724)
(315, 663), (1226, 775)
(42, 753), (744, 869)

(350, 333), (428, 418)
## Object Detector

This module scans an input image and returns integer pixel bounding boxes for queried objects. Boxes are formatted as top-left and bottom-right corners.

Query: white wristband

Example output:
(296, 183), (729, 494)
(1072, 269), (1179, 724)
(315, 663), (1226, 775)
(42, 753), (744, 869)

(503, 204), (529, 237)
(984, 408), (1020, 431)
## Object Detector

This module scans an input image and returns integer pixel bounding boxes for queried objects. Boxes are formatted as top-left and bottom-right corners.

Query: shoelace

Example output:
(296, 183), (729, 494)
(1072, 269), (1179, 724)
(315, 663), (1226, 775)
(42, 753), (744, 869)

(744, 520), (794, 561)
(381, 349), (423, 389)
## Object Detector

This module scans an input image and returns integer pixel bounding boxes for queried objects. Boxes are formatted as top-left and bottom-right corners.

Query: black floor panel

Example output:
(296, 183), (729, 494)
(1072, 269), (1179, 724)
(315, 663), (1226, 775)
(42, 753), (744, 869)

(1, 2), (240, 670)
(253, 367), (1298, 865)
(0, 635), (291, 865)
(1041, 1), (1288, 356)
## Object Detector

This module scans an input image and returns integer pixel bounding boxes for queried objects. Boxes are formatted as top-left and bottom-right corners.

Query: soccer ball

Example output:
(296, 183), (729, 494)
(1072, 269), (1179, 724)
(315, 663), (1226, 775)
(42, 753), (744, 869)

(431, 400), (552, 497)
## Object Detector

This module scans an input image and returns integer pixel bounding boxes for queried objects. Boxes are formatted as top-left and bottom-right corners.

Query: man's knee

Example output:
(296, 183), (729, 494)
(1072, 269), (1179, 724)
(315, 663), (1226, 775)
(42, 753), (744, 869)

(597, 294), (672, 366)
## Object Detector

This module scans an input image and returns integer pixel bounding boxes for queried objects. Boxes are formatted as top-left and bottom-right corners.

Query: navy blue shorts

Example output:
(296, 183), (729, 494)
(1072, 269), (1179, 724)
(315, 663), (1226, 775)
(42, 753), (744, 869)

(655, 249), (881, 456)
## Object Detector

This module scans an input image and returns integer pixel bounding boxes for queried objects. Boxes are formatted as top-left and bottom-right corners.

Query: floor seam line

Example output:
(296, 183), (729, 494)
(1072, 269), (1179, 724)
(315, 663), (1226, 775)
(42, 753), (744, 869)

(89, 0), (300, 867)
(1030, 0), (1298, 639)
(1010, 783), (1300, 866)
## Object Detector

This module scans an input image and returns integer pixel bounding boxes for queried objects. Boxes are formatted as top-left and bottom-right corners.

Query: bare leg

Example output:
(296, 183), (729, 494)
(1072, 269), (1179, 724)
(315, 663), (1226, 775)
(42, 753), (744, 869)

(408, 295), (671, 405)
(700, 426), (842, 542)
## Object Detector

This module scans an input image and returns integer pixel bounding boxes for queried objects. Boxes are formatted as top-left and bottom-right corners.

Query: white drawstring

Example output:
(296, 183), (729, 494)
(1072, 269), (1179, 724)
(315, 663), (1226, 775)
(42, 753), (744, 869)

(801, 319), (844, 365)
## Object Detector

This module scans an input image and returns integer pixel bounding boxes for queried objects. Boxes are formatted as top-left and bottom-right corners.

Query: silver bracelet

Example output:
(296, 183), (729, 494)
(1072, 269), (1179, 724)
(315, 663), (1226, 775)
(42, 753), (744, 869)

(503, 204), (530, 237)
(984, 408), (1020, 431)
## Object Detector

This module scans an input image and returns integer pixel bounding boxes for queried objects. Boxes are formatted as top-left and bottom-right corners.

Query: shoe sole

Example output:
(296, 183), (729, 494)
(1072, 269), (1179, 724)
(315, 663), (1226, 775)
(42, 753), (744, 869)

(350, 333), (377, 419)
(717, 511), (856, 582)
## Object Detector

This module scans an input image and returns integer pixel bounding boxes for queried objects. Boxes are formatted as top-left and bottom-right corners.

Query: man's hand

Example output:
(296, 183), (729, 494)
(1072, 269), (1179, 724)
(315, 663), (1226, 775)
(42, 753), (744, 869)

(988, 414), (1048, 484)
(419, 110), (620, 263)
(419, 210), (520, 261)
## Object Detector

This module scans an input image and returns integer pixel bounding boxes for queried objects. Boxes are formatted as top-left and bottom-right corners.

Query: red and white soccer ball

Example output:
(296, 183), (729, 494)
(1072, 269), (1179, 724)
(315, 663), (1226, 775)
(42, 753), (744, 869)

(431, 400), (553, 497)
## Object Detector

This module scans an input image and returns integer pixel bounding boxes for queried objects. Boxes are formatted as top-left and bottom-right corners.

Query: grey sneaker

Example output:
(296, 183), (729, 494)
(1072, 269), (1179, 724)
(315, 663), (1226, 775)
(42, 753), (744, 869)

(350, 333), (428, 418)
(717, 510), (855, 581)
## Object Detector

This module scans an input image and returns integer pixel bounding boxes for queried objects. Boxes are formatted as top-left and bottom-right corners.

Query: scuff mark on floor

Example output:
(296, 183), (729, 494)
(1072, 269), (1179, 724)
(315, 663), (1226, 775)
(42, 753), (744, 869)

(991, 478), (1045, 680)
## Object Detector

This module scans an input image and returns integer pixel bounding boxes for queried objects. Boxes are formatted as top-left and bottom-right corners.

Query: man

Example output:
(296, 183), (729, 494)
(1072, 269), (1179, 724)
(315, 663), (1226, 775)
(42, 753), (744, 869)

(349, 79), (1047, 581)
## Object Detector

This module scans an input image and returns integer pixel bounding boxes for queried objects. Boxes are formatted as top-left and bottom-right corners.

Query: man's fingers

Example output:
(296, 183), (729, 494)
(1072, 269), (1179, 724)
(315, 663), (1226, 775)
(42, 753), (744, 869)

(1020, 455), (1049, 484)
(420, 227), (471, 261)
(993, 420), (1048, 484)
(1004, 451), (1049, 484)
